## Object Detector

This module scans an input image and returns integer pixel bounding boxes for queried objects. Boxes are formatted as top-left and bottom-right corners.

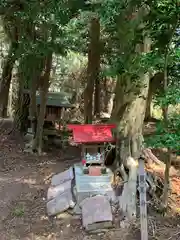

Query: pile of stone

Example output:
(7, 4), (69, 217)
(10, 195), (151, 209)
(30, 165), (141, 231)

(46, 167), (114, 232)
(47, 167), (75, 215)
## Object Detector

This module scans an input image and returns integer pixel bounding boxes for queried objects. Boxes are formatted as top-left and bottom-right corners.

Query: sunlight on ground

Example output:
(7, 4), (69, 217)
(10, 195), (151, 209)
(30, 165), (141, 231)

(23, 178), (37, 185)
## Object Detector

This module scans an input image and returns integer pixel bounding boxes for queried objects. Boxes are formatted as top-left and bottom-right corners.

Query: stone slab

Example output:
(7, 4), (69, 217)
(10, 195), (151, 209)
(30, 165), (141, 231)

(47, 189), (75, 216)
(51, 167), (74, 186)
(47, 180), (72, 201)
(81, 195), (113, 231)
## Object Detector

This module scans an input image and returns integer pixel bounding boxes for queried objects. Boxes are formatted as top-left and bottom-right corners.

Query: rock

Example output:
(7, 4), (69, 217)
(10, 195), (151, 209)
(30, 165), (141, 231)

(73, 204), (82, 215)
(81, 195), (113, 232)
(51, 167), (74, 186)
(47, 190), (75, 216)
(47, 180), (72, 201)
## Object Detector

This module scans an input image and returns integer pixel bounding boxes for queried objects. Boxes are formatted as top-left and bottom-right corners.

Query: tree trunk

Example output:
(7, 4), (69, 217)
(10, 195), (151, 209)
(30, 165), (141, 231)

(13, 69), (30, 133)
(94, 76), (100, 117)
(161, 50), (170, 211)
(145, 83), (152, 121)
(33, 53), (52, 155)
(103, 77), (116, 115)
(84, 17), (100, 123)
(29, 57), (45, 135)
(0, 42), (18, 117)
(13, 55), (34, 133)
(145, 72), (164, 121)
(93, 18), (101, 117)
(111, 37), (151, 220)
(161, 153), (171, 211)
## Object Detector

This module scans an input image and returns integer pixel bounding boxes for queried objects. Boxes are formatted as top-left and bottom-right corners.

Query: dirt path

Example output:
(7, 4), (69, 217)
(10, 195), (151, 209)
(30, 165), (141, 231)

(0, 127), (179, 239)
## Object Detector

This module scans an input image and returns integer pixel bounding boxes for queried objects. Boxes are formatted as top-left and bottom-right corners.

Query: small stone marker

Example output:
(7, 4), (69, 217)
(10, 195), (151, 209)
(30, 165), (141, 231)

(47, 188), (75, 216)
(51, 167), (73, 186)
(81, 195), (113, 232)
(47, 180), (72, 201)
(46, 168), (75, 216)
(138, 156), (148, 240)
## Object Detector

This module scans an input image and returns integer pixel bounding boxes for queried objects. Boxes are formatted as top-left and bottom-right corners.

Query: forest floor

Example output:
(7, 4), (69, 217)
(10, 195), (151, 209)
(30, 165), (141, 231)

(0, 119), (180, 240)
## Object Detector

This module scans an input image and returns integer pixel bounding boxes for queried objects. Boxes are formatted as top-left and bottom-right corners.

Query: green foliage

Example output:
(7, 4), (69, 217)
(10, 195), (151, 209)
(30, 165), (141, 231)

(148, 0), (179, 50)
(146, 113), (180, 151)
(0, 0), (91, 60)
(154, 86), (180, 107)
(98, 0), (145, 76)
(50, 51), (87, 91)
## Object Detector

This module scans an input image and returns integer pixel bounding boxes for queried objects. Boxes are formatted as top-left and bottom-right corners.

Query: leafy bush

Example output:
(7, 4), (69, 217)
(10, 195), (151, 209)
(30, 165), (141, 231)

(146, 113), (180, 152)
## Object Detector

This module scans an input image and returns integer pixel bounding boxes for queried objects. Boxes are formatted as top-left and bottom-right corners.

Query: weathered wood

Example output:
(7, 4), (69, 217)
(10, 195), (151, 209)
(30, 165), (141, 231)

(138, 156), (148, 240)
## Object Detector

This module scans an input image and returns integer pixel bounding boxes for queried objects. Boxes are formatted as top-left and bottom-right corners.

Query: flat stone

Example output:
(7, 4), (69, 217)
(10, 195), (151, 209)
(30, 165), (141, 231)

(47, 180), (72, 201)
(47, 190), (75, 216)
(81, 195), (113, 231)
(51, 167), (74, 186)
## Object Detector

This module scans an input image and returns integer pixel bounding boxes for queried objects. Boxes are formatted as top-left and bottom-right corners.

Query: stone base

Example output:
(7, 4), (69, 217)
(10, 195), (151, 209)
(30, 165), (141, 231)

(74, 164), (115, 205)
(85, 221), (112, 232)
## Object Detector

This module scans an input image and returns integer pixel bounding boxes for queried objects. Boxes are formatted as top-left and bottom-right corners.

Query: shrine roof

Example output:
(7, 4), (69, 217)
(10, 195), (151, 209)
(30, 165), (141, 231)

(36, 92), (73, 108)
(67, 124), (116, 143)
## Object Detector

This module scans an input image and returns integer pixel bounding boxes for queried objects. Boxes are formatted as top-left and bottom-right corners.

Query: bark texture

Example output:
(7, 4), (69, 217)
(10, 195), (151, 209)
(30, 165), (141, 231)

(33, 53), (52, 154)
(0, 41), (18, 117)
(111, 37), (151, 219)
(145, 72), (164, 121)
(84, 17), (100, 123)
(103, 77), (116, 115)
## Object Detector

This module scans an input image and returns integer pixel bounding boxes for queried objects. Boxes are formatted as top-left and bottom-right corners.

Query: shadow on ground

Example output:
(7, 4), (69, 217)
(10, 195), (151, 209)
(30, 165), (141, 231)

(0, 120), (179, 239)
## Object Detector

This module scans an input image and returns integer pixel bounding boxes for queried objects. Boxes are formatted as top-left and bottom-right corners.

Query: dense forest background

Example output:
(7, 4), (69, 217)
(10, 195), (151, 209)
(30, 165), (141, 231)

(0, 0), (179, 238)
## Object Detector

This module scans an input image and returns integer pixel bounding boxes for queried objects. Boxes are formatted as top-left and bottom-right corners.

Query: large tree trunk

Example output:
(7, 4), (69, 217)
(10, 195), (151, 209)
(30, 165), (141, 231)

(0, 41), (18, 117)
(145, 83), (153, 121)
(84, 17), (100, 123)
(93, 18), (101, 117)
(112, 73), (150, 220)
(103, 77), (116, 115)
(13, 58), (30, 133)
(145, 72), (164, 121)
(14, 55), (35, 133)
(112, 75), (149, 158)
(111, 37), (151, 220)
(94, 75), (100, 117)
(29, 57), (45, 135)
(32, 53), (52, 155)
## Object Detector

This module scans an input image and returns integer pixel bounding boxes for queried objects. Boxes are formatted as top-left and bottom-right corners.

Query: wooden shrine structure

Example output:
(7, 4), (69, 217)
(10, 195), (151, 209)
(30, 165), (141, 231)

(27, 91), (74, 138)
(68, 124), (116, 175)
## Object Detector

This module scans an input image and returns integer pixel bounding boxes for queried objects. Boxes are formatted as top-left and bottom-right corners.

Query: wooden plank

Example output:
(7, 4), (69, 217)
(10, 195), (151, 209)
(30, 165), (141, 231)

(138, 156), (148, 240)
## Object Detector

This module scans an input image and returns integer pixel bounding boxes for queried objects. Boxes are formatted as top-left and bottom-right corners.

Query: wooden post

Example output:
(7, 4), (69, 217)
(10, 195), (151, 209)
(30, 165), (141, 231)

(138, 155), (148, 240)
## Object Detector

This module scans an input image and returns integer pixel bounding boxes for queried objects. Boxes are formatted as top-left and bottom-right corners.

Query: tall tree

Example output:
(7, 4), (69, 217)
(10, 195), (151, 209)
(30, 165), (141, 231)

(84, 17), (101, 123)
(97, 0), (151, 218)
(0, 17), (19, 117)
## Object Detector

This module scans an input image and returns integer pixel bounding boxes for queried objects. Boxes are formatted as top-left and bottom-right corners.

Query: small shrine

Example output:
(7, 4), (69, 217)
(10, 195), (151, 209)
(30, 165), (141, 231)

(36, 91), (73, 123)
(27, 91), (74, 137)
(67, 124), (116, 204)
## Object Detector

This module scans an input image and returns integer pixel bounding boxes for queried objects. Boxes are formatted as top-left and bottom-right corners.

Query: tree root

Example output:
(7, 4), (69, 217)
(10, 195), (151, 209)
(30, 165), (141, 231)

(110, 148), (179, 218)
